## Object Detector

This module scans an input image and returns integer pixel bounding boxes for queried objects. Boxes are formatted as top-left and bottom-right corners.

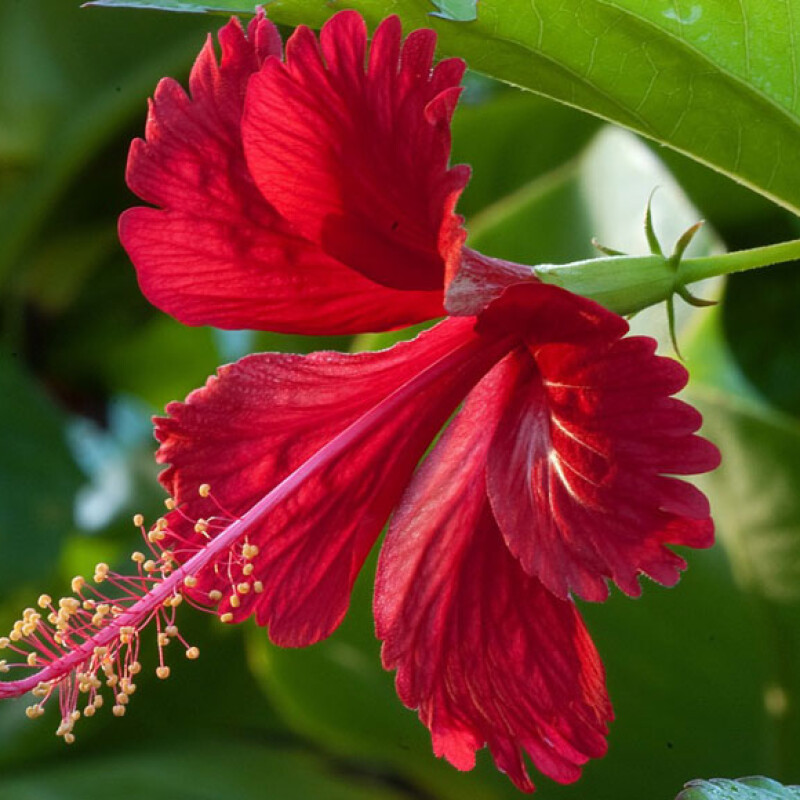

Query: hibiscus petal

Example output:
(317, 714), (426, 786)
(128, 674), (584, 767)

(120, 12), (443, 335)
(376, 357), (612, 792)
(242, 11), (470, 292)
(484, 287), (721, 601)
(156, 317), (514, 646)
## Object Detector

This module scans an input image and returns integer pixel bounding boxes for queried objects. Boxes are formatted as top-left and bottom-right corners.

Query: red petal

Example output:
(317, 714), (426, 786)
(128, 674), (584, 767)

(156, 318), (514, 646)
(483, 286), (721, 601)
(242, 12), (470, 293)
(121, 12), (443, 334)
(376, 358), (612, 792)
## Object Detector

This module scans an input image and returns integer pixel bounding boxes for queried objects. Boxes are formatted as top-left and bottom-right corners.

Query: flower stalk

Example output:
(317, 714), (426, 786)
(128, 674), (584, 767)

(532, 237), (800, 317)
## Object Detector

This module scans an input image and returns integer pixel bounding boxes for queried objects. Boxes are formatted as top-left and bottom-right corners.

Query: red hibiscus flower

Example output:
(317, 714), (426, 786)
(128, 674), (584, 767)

(0, 10), (719, 793)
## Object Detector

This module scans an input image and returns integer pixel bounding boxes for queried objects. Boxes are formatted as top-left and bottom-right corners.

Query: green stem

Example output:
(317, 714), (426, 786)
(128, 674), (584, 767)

(681, 238), (800, 285)
(490, 236), (800, 317)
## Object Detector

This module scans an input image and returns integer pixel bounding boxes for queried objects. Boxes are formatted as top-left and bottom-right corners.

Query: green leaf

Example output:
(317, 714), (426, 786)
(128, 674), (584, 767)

(92, 0), (800, 215)
(677, 776), (800, 800)
(0, 354), (82, 591)
(87, 0), (253, 11)
(429, 0), (477, 23)
(0, 740), (408, 800)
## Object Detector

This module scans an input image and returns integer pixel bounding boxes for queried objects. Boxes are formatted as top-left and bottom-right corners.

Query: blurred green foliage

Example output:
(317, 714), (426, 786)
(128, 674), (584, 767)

(0, 2), (799, 799)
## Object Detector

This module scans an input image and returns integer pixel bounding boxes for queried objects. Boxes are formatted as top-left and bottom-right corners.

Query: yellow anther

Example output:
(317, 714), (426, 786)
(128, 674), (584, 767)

(131, 551), (145, 564)
(37, 594), (52, 609)
(32, 683), (49, 698)
(64, 733), (76, 745)
(106, 675), (119, 688)
(170, 594), (182, 607)
(253, 581), (264, 594)
(0, 637), (8, 649)
(93, 695), (104, 709)
(183, 575), (198, 588)
(242, 543), (259, 560)
(71, 576), (86, 593)
(47, 612), (58, 625)
(83, 600), (96, 611)
(186, 646), (200, 660)
(111, 605), (124, 616)
(194, 520), (209, 534)
(59, 597), (80, 613)
(84, 705), (96, 717)
(93, 645), (108, 658)
(157, 633), (170, 647)
(96, 604), (110, 617)
(70, 710), (81, 722)
(133, 513), (145, 527)
(27, 653), (38, 667)
(123, 682), (136, 696)
(129, 661), (142, 675)
(9, 630), (22, 642)
(161, 550), (175, 564)
(0, 660), (8, 673)
(119, 625), (135, 638)
(115, 692), (129, 706)
(156, 666), (170, 680)
(236, 582), (250, 595)
(25, 705), (43, 720)
(229, 595), (241, 609)
(242, 563), (254, 577)
(148, 530), (166, 543)
(165, 498), (176, 510)
(156, 517), (169, 530)
(95, 563), (109, 575)
(22, 623), (37, 637)
(165, 625), (178, 637)
(220, 612), (234, 624)
(208, 590), (222, 603)
(198, 483), (211, 498)
(143, 560), (157, 573)
(112, 704), (126, 717)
